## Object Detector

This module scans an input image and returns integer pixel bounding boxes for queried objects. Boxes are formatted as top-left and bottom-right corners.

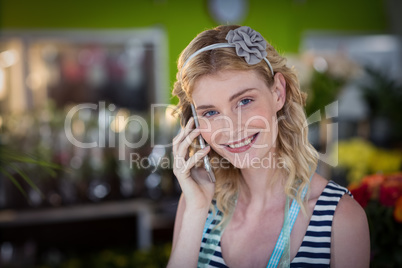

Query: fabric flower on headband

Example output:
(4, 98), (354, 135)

(225, 26), (268, 65)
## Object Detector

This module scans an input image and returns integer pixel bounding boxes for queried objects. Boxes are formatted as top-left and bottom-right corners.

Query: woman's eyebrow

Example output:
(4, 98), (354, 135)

(228, 88), (257, 102)
(196, 104), (215, 111)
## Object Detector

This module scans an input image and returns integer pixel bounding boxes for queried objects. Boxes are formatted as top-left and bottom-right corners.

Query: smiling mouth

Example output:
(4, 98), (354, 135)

(225, 133), (258, 149)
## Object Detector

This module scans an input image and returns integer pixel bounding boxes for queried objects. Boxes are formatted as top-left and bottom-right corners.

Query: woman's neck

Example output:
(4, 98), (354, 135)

(238, 166), (287, 212)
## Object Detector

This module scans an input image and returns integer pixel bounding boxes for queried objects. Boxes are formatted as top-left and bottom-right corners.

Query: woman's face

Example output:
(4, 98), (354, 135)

(192, 69), (285, 169)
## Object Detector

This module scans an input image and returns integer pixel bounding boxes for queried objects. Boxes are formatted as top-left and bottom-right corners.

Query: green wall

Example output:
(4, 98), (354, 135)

(0, 0), (388, 101)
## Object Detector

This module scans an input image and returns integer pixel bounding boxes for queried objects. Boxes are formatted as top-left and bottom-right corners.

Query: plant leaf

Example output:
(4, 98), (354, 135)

(10, 164), (44, 198)
(0, 167), (27, 198)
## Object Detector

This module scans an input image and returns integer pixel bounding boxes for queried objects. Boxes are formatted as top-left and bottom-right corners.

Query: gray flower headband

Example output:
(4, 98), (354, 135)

(181, 26), (274, 78)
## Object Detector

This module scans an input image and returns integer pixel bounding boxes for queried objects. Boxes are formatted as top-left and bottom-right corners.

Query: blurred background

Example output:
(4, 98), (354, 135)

(0, 0), (401, 267)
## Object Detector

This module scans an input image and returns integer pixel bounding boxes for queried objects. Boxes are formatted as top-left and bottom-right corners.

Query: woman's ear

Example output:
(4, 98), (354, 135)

(273, 72), (286, 112)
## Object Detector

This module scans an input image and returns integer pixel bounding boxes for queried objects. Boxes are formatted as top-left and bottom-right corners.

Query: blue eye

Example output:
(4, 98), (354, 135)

(203, 110), (218, 117)
(239, 98), (252, 106)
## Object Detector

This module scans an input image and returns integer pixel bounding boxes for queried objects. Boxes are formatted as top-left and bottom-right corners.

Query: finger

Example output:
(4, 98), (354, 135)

(175, 128), (201, 157)
(173, 145), (209, 174)
(173, 153), (188, 174)
(173, 128), (200, 172)
(173, 125), (200, 156)
(172, 117), (194, 152)
(172, 117), (195, 151)
(185, 146), (211, 171)
(173, 117), (194, 144)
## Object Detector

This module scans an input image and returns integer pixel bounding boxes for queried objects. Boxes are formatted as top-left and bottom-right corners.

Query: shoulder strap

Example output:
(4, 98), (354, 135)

(267, 183), (309, 268)
(199, 204), (222, 267)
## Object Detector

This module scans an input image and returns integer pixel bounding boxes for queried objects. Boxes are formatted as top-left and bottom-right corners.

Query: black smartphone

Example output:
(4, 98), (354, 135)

(190, 104), (216, 183)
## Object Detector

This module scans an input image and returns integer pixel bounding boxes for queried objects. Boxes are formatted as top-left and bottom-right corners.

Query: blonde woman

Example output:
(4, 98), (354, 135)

(168, 25), (370, 268)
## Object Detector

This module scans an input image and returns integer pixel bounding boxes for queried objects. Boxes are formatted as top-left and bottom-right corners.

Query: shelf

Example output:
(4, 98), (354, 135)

(0, 199), (152, 227)
(0, 199), (166, 249)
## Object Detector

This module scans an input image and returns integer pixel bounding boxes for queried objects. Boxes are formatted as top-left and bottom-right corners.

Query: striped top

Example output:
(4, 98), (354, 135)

(198, 181), (352, 268)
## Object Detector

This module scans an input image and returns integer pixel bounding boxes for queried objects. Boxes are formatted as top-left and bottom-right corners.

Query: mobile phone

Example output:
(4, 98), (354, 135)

(190, 104), (216, 183)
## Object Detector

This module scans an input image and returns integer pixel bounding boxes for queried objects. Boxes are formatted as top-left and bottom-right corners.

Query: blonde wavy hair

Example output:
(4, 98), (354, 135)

(172, 25), (318, 224)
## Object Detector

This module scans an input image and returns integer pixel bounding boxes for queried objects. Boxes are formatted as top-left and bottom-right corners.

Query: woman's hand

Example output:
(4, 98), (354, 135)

(172, 117), (215, 211)
(168, 117), (216, 268)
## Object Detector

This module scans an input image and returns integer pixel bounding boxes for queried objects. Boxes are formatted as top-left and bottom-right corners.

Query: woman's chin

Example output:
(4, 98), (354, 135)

(221, 149), (281, 170)
(223, 152), (255, 169)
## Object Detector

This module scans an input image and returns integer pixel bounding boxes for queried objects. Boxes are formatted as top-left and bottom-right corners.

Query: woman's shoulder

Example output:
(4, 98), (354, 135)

(300, 175), (370, 266)
(308, 173), (359, 208)
(310, 174), (370, 253)
(307, 173), (361, 217)
(309, 173), (353, 197)
(327, 181), (370, 266)
(309, 173), (330, 199)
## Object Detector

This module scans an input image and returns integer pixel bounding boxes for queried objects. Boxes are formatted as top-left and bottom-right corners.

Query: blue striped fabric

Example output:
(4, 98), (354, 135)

(267, 182), (309, 267)
(198, 181), (351, 268)
(290, 181), (351, 267)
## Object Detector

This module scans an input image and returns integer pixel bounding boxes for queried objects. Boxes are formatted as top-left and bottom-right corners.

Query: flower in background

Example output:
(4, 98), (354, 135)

(335, 138), (402, 184)
(361, 174), (385, 199)
(379, 174), (402, 207)
(349, 173), (402, 216)
(348, 182), (370, 208)
(394, 197), (402, 223)
(348, 172), (402, 267)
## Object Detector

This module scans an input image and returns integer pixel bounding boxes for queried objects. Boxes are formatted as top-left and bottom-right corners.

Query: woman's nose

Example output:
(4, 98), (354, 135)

(210, 111), (244, 139)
